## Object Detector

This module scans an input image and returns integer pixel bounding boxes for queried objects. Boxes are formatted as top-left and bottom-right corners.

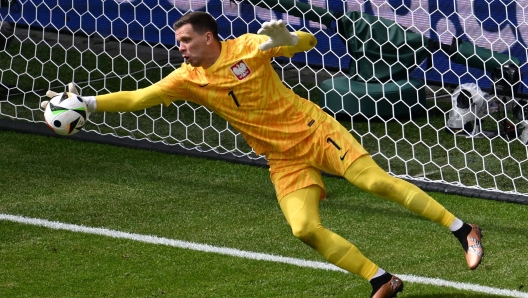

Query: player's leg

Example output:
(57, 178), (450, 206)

(279, 185), (403, 297)
(344, 155), (483, 269)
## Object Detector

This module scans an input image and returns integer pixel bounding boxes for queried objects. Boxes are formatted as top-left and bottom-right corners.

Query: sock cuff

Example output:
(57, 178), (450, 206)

(449, 217), (464, 231)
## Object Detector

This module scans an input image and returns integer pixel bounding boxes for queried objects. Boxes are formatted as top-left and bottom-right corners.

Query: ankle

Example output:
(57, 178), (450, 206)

(452, 223), (472, 251)
(370, 272), (392, 296)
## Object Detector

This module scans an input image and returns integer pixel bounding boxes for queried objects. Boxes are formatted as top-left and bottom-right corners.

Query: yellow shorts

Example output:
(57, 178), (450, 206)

(266, 115), (368, 201)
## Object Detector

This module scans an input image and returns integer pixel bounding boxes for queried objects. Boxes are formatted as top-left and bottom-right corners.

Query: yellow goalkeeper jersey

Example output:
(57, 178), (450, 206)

(154, 32), (325, 155)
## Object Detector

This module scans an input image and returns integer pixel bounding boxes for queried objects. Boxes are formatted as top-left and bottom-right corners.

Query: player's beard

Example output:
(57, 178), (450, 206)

(185, 57), (198, 67)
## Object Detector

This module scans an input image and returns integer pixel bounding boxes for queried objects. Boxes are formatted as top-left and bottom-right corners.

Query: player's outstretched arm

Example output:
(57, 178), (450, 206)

(291, 31), (318, 52)
(42, 83), (165, 113)
(257, 19), (317, 53)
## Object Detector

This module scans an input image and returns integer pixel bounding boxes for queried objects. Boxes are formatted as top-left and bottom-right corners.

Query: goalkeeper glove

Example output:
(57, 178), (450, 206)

(41, 83), (97, 117)
(257, 19), (299, 51)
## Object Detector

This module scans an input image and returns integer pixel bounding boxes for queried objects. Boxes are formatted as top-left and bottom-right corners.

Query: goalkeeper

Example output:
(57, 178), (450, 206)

(43, 11), (483, 298)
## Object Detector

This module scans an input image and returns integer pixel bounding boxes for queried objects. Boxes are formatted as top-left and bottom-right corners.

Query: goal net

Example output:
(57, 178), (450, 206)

(1, 0), (527, 201)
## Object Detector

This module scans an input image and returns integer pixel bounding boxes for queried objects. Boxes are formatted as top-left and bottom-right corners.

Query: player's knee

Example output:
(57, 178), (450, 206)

(364, 178), (397, 198)
(290, 220), (320, 243)
(350, 166), (399, 198)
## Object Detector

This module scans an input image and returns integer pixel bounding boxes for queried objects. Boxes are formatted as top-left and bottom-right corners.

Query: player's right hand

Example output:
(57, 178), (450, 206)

(257, 19), (299, 51)
(41, 83), (97, 115)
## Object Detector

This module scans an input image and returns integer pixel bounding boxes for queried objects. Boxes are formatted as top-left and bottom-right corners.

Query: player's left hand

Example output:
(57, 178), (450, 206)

(257, 19), (299, 51)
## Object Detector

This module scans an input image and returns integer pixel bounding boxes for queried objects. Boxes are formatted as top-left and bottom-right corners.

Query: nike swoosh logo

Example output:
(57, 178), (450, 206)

(340, 150), (349, 161)
(199, 83), (209, 87)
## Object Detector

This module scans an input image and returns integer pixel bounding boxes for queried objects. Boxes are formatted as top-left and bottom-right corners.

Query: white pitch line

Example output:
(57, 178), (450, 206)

(1, 213), (527, 298)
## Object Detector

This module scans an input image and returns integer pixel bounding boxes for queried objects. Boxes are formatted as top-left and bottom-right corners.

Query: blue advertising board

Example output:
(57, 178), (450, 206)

(2, 0), (527, 89)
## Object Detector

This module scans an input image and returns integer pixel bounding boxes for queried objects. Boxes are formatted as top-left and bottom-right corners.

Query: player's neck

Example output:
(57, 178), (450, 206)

(202, 41), (222, 69)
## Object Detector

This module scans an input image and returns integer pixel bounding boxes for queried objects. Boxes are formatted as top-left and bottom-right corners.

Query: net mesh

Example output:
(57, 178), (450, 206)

(1, 0), (527, 196)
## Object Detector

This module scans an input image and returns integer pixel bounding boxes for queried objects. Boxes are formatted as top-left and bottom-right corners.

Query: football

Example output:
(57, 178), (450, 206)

(44, 92), (87, 136)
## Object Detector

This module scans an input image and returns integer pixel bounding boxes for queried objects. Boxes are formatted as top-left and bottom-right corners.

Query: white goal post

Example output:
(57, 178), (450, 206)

(1, 0), (528, 202)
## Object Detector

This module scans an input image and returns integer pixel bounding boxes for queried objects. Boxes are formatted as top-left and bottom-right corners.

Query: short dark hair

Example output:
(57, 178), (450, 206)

(173, 11), (219, 41)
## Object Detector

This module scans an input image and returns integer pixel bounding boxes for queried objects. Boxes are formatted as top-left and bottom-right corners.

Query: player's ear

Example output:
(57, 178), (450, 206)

(205, 32), (214, 45)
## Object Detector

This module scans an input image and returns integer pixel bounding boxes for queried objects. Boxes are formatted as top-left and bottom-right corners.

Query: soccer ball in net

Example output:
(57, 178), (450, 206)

(44, 92), (87, 136)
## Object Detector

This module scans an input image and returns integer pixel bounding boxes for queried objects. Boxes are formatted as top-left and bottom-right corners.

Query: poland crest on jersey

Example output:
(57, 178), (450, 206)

(230, 60), (251, 80)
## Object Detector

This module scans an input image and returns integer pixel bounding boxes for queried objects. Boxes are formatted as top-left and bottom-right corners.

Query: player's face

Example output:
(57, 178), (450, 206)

(176, 24), (210, 67)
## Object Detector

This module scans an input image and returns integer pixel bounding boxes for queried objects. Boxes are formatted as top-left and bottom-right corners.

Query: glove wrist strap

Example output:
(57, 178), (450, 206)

(289, 32), (299, 46)
(84, 96), (97, 113)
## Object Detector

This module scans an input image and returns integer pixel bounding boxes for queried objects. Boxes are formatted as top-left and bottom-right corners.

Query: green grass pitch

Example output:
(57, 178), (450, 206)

(1, 130), (528, 297)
